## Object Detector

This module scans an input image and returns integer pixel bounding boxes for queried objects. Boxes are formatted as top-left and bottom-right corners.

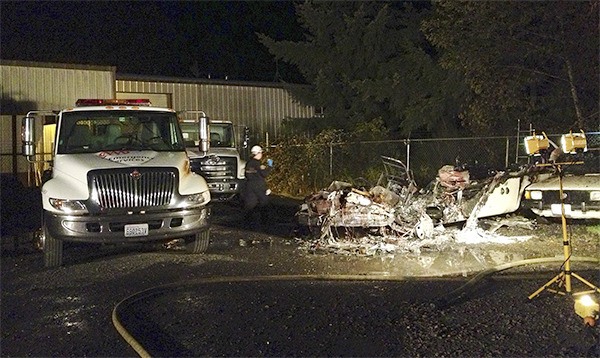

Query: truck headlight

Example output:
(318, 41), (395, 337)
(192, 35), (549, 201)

(590, 191), (600, 201)
(185, 191), (210, 207)
(525, 190), (543, 200)
(49, 198), (88, 214)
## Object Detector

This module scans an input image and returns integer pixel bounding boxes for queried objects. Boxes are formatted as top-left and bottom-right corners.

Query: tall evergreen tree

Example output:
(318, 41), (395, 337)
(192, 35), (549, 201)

(422, 1), (599, 134)
(259, 2), (467, 138)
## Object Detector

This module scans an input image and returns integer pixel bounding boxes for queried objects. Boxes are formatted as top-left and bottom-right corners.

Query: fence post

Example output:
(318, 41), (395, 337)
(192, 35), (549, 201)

(505, 137), (510, 168)
(405, 139), (411, 173)
(329, 142), (333, 177)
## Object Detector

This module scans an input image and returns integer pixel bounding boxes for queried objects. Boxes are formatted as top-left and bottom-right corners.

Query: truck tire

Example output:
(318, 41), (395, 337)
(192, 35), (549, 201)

(185, 229), (210, 254)
(43, 225), (63, 268)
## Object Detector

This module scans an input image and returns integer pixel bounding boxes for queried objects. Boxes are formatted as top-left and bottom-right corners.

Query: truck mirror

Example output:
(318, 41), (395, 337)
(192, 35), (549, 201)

(199, 115), (210, 153)
(21, 116), (36, 157)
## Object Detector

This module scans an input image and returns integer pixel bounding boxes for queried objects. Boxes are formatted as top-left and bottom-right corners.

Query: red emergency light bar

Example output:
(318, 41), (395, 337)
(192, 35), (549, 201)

(75, 99), (152, 107)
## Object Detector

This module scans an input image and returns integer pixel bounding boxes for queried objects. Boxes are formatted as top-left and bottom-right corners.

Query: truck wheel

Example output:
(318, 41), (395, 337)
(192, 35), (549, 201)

(43, 225), (63, 268)
(185, 230), (210, 254)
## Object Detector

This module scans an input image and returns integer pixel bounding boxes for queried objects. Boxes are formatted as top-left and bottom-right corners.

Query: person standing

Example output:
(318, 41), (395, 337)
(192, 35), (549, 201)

(242, 145), (273, 230)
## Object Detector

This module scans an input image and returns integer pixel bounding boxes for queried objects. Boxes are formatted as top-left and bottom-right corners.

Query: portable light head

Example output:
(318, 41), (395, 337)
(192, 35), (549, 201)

(561, 130), (587, 154)
(574, 294), (599, 326)
(524, 132), (549, 155)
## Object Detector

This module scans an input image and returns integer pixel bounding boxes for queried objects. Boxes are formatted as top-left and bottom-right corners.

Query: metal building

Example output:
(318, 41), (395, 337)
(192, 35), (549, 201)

(116, 74), (315, 145)
(0, 60), (315, 179)
(1, 60), (116, 179)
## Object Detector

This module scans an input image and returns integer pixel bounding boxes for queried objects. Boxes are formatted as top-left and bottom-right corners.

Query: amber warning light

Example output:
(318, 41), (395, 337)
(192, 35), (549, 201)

(75, 99), (152, 107)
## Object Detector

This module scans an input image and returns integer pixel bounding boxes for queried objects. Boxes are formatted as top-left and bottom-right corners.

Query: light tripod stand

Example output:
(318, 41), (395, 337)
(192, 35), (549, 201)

(528, 161), (599, 300)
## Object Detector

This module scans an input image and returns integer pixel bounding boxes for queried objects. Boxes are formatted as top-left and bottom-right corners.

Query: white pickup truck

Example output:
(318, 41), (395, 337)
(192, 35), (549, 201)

(522, 135), (600, 220)
(523, 172), (600, 220)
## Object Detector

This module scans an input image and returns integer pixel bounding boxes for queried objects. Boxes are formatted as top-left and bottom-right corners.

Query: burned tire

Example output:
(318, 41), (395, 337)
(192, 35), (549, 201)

(185, 229), (210, 254)
(43, 225), (63, 268)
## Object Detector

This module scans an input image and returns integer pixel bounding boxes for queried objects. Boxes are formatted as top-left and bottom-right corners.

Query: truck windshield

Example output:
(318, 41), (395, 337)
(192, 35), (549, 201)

(57, 110), (186, 154)
(180, 122), (235, 148)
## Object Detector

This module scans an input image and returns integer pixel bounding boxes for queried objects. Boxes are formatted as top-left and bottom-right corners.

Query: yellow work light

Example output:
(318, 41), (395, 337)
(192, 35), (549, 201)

(524, 132), (549, 155)
(574, 294), (599, 326)
(561, 130), (587, 154)
(527, 128), (599, 301)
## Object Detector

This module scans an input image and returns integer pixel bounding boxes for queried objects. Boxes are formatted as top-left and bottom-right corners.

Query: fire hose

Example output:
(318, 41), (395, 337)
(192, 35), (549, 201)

(435, 256), (600, 309)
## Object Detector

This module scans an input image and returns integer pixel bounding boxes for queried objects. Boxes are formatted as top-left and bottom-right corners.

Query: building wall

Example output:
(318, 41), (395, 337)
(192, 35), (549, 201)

(116, 75), (315, 144)
(0, 61), (116, 182)
(1, 60), (116, 114)
(0, 61), (315, 179)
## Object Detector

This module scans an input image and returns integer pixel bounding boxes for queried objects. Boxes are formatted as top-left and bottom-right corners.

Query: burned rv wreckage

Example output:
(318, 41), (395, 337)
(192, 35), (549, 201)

(296, 156), (535, 255)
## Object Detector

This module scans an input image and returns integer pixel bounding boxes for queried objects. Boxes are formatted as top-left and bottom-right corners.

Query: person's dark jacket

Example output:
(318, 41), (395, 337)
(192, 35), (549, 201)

(243, 158), (271, 209)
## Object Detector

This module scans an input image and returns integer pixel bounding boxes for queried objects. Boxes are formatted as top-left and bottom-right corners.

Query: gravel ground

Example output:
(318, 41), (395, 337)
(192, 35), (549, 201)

(1, 197), (599, 357)
(119, 201), (600, 357)
(119, 276), (600, 357)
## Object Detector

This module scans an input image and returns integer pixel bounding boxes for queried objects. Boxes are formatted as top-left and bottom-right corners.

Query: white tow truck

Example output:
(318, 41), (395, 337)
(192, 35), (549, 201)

(179, 117), (248, 201)
(21, 99), (212, 267)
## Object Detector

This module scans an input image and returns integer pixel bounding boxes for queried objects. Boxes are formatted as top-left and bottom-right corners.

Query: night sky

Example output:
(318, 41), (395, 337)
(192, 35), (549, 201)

(1, 1), (306, 82)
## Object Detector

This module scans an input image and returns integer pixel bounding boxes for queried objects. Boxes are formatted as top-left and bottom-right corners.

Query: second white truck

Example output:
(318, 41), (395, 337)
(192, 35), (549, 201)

(179, 116), (248, 201)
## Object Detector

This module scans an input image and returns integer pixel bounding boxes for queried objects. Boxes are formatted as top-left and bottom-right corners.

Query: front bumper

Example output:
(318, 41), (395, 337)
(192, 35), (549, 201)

(206, 179), (242, 201)
(525, 201), (600, 220)
(207, 179), (240, 194)
(44, 206), (210, 243)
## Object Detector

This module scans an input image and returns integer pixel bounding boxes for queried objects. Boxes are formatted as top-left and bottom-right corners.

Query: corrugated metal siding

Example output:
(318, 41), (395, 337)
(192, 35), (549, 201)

(0, 61), (314, 176)
(0, 61), (117, 178)
(0, 61), (115, 114)
(0, 113), (53, 182)
(116, 79), (314, 141)
(0, 115), (16, 174)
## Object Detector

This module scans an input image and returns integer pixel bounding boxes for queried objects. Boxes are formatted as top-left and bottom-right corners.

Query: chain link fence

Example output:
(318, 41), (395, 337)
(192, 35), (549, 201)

(269, 132), (600, 196)
(321, 136), (514, 187)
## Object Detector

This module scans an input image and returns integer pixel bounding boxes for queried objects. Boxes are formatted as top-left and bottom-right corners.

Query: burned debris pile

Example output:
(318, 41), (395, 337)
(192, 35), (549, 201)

(295, 156), (533, 256)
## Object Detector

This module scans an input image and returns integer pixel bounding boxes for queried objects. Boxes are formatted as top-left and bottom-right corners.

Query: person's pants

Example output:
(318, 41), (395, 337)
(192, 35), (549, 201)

(242, 182), (269, 230)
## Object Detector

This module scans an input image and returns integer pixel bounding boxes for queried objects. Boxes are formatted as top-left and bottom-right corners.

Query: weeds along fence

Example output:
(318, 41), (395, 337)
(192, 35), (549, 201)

(268, 136), (518, 197)
(267, 132), (600, 198)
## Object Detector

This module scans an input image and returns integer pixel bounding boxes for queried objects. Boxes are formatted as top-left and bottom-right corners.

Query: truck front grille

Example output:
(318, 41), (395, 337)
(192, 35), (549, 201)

(90, 169), (176, 209)
(542, 190), (592, 205)
(191, 156), (237, 180)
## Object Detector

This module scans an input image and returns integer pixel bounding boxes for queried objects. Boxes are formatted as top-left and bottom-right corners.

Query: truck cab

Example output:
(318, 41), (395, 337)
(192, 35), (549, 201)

(22, 99), (212, 267)
(180, 118), (247, 201)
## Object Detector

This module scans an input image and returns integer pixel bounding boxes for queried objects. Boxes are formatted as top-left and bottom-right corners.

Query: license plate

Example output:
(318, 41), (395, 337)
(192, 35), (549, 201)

(124, 223), (149, 237)
(551, 204), (571, 215)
